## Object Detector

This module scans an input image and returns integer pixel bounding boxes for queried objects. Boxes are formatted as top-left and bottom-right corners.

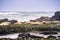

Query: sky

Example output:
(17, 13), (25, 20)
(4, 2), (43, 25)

(0, 0), (60, 11)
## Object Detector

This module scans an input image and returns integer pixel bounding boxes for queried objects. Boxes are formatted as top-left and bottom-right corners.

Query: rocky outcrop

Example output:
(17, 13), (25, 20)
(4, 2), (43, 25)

(51, 11), (60, 21)
(0, 18), (18, 24)
(30, 17), (51, 22)
(0, 18), (9, 23)
(36, 16), (51, 22)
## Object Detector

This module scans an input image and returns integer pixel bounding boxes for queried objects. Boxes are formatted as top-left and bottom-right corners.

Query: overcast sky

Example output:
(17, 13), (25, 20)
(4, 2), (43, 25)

(0, 0), (60, 11)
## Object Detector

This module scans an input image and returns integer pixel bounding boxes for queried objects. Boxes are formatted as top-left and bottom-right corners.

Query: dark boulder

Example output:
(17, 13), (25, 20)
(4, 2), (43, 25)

(51, 11), (60, 21)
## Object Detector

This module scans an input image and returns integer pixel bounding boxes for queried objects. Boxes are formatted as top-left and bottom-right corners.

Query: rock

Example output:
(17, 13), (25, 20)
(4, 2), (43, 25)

(51, 11), (60, 21)
(36, 16), (51, 22)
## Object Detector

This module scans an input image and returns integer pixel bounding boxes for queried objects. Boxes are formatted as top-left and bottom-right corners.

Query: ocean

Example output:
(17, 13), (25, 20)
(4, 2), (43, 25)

(0, 11), (54, 22)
